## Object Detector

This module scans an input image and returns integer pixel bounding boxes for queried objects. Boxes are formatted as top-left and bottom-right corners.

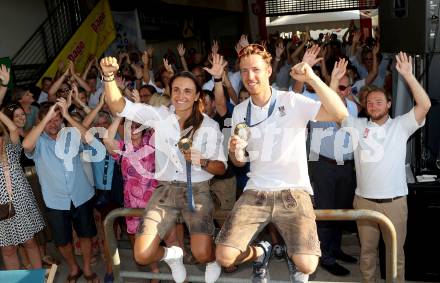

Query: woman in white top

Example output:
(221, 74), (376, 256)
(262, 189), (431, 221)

(99, 56), (227, 283)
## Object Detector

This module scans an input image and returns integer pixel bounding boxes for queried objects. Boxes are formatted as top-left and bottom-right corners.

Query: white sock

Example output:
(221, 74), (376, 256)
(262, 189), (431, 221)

(205, 261), (222, 283)
(161, 246), (181, 261)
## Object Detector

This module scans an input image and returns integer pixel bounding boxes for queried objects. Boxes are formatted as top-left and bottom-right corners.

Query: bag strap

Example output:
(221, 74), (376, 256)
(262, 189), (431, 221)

(1, 152), (13, 206)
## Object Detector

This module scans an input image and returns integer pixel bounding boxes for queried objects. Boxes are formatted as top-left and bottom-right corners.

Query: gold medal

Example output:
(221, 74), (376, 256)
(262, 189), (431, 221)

(178, 137), (192, 152)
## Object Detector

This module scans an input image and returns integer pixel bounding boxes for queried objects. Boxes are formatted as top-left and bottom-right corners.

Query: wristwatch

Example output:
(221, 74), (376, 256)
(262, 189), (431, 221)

(200, 159), (209, 169)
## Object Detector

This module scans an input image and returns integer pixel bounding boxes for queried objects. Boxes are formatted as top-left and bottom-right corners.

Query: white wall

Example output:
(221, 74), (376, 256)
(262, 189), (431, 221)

(0, 0), (47, 58)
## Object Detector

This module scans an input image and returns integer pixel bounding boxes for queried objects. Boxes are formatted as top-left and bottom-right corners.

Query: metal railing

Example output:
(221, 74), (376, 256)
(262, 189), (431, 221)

(11, 0), (98, 87)
(104, 208), (397, 283)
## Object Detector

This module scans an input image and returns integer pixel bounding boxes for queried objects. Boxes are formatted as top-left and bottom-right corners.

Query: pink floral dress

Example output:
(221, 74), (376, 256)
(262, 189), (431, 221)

(114, 130), (158, 234)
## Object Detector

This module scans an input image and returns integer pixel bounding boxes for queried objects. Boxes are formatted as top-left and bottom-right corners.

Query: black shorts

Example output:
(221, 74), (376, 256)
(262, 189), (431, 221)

(46, 198), (97, 246)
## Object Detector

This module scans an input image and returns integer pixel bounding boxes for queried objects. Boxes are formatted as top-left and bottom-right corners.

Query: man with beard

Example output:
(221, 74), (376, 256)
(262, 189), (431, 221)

(342, 52), (431, 283)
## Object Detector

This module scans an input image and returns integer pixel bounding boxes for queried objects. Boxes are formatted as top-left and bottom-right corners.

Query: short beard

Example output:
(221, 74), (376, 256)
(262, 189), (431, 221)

(368, 109), (388, 121)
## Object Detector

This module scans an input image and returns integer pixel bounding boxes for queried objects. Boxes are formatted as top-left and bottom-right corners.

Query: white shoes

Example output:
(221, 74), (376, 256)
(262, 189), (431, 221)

(205, 261), (222, 283)
(163, 246), (186, 283)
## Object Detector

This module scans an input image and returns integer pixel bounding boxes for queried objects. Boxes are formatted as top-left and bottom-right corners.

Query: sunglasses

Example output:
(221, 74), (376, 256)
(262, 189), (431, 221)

(6, 103), (19, 111)
(338, 85), (349, 91)
(238, 44), (267, 58)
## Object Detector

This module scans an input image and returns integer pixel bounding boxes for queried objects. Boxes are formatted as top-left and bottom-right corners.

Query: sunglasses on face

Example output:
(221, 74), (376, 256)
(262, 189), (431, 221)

(338, 85), (349, 91)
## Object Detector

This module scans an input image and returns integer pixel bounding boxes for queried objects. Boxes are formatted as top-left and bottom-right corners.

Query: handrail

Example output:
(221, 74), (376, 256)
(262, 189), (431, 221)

(11, 0), (99, 86)
(104, 208), (397, 283)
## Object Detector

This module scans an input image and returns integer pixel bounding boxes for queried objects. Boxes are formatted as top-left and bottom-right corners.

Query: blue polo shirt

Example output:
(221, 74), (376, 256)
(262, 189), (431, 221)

(304, 91), (358, 162)
(26, 131), (103, 210)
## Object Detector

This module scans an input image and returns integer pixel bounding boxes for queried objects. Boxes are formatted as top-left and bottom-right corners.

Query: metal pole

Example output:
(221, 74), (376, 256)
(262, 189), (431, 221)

(314, 209), (397, 283)
(104, 208), (397, 283)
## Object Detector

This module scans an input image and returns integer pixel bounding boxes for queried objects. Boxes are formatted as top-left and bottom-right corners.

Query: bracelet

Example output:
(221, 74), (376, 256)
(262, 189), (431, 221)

(102, 73), (115, 82)
(214, 77), (222, 83)
(275, 57), (281, 61)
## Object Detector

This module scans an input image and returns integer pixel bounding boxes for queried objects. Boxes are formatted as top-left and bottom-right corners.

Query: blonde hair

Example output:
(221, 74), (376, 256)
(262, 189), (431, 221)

(149, 93), (171, 107)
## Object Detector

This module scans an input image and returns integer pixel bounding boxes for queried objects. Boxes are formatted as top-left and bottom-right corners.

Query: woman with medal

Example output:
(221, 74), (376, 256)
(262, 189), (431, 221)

(99, 56), (227, 283)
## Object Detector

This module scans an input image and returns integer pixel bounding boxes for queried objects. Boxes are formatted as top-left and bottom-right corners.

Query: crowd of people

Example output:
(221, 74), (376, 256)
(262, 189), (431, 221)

(0, 23), (431, 283)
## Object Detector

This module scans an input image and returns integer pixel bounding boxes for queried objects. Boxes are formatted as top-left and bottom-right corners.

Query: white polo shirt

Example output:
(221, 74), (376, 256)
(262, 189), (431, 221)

(342, 109), (424, 198)
(232, 88), (321, 194)
(118, 99), (227, 182)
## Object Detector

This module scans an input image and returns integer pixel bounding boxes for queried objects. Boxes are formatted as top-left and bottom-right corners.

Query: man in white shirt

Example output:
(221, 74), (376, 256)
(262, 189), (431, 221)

(37, 77), (53, 104)
(342, 52), (431, 283)
(215, 44), (349, 283)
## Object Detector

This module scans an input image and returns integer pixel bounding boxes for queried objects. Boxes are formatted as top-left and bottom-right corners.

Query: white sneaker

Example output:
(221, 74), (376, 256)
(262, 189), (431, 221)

(163, 246), (186, 283)
(205, 261), (222, 283)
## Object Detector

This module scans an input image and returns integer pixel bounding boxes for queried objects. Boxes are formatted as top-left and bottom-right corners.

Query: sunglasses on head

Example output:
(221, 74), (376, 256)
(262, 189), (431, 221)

(338, 85), (349, 91)
(6, 104), (19, 111)
(238, 44), (267, 58)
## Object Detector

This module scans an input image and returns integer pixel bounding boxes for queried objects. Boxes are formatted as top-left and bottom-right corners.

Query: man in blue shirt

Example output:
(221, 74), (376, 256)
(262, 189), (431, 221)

(23, 99), (104, 283)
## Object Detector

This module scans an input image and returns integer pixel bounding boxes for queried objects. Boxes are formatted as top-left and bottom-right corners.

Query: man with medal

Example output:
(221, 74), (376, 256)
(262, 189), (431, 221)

(214, 44), (349, 283)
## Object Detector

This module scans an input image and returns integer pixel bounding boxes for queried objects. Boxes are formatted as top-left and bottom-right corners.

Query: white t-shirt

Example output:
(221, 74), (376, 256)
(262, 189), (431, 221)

(342, 109), (424, 198)
(38, 91), (49, 104)
(118, 99), (227, 182)
(232, 88), (321, 194)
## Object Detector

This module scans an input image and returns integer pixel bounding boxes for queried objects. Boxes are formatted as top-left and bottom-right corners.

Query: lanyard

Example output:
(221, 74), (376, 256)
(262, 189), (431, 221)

(245, 90), (277, 127)
(185, 161), (195, 211)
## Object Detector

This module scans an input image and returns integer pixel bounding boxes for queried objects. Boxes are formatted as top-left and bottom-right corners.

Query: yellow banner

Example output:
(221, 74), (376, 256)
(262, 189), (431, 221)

(37, 0), (115, 86)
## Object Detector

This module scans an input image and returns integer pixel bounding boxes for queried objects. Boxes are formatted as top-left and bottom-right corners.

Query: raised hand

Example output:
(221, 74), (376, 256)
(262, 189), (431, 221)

(131, 63), (143, 80)
(163, 58), (174, 77)
(290, 62), (317, 83)
(395, 51), (413, 78)
(211, 40), (219, 55)
(71, 83), (80, 103)
(177, 43), (186, 57)
(0, 64), (10, 85)
(44, 103), (60, 122)
(275, 42), (285, 59)
(56, 94), (72, 118)
(141, 50), (149, 65)
(372, 42), (380, 56)
(260, 40), (267, 50)
(68, 60), (76, 75)
(302, 44), (322, 67)
(147, 47), (154, 58)
(238, 34), (249, 48)
(203, 53), (228, 79)
(331, 58), (348, 81)
(235, 34), (249, 54)
(352, 30), (362, 44)
(100, 57), (120, 76)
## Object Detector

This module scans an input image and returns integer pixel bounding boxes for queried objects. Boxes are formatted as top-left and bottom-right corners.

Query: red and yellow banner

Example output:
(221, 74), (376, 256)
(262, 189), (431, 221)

(38, 0), (115, 86)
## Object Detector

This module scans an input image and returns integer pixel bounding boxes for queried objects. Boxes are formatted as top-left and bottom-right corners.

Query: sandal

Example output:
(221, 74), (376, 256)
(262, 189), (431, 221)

(66, 269), (83, 283)
(84, 272), (100, 283)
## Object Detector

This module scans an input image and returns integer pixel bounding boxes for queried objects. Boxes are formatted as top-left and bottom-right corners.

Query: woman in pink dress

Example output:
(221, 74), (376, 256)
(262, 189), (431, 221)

(105, 117), (158, 238)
